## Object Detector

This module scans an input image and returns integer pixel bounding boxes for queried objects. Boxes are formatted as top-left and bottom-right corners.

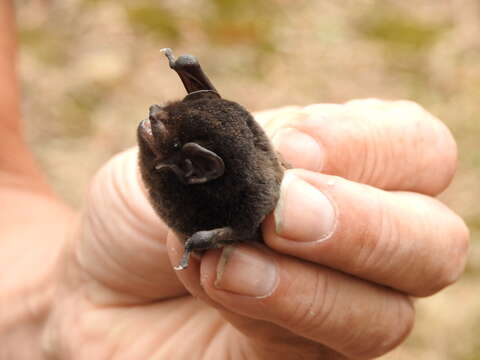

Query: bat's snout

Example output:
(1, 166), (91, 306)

(138, 118), (154, 145)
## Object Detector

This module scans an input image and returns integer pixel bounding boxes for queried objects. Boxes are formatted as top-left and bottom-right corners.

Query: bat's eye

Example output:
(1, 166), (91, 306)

(173, 142), (181, 150)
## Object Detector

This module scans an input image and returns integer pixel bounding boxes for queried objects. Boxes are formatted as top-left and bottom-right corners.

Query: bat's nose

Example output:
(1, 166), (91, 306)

(139, 116), (167, 141)
(138, 118), (154, 144)
(139, 118), (152, 134)
(147, 105), (168, 140)
(149, 104), (164, 118)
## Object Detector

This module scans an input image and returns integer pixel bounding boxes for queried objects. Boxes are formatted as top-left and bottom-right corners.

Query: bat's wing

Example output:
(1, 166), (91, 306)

(162, 48), (220, 98)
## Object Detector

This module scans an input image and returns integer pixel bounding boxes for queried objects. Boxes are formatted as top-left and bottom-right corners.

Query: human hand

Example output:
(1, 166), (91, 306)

(40, 99), (468, 359)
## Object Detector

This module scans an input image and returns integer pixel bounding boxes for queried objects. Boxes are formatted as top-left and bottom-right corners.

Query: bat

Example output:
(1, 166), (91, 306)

(137, 48), (285, 270)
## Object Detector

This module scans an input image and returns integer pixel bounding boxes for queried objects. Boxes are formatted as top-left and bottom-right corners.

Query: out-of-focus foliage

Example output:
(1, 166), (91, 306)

(15, 0), (480, 359)
(19, 27), (69, 65)
(202, 0), (278, 49)
(357, 8), (448, 51)
(126, 4), (181, 42)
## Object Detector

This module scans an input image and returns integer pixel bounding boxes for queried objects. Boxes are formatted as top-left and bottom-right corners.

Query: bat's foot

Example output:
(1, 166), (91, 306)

(174, 227), (235, 270)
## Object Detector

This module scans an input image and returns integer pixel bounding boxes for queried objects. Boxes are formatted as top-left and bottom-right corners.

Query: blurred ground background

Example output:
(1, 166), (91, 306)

(13, 0), (480, 358)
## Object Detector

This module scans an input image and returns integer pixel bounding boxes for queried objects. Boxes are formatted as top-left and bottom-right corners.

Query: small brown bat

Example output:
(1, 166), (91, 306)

(137, 48), (284, 270)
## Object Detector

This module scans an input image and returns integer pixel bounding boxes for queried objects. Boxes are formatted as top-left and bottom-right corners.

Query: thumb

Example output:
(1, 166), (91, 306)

(67, 148), (187, 305)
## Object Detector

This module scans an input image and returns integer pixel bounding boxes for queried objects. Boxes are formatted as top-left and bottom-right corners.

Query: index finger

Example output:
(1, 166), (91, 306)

(263, 169), (469, 297)
(259, 99), (457, 196)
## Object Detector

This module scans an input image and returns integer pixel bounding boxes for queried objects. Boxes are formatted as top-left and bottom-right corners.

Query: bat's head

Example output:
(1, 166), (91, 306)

(138, 98), (230, 185)
(137, 49), (254, 186)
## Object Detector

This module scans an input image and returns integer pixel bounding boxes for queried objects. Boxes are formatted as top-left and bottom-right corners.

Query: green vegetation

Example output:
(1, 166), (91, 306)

(56, 84), (108, 137)
(19, 27), (69, 66)
(126, 4), (180, 42)
(357, 9), (448, 51)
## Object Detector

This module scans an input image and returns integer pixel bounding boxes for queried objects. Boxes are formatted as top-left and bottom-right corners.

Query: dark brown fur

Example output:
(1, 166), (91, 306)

(138, 97), (283, 241)
(137, 49), (285, 269)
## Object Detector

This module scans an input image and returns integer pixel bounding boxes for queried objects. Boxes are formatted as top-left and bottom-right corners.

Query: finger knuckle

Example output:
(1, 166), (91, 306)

(393, 100), (458, 193)
(302, 103), (341, 113)
(347, 296), (415, 359)
(262, 108), (307, 137)
(392, 99), (440, 133)
(254, 106), (301, 127)
(301, 103), (346, 123)
(423, 117), (458, 194)
(432, 122), (458, 190)
(380, 296), (415, 355)
(426, 218), (470, 295)
(283, 271), (333, 334)
(345, 98), (390, 110)
(352, 193), (396, 277)
(446, 219), (470, 280)
(392, 99), (426, 113)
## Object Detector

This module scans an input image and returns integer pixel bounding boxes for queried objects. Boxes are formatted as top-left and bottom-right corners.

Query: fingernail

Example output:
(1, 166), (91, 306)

(274, 173), (336, 242)
(214, 245), (278, 298)
(272, 128), (324, 171)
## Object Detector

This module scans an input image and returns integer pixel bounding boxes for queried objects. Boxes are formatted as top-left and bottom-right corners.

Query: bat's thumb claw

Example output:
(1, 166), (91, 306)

(174, 264), (187, 271)
(174, 249), (192, 270)
(160, 48), (176, 66)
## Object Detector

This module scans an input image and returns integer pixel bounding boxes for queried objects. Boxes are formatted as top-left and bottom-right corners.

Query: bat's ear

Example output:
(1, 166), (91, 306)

(181, 142), (225, 184)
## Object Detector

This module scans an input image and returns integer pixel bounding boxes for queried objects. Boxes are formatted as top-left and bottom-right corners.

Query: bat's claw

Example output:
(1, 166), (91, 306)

(174, 248), (192, 271)
(173, 227), (235, 271)
(174, 264), (187, 271)
(160, 48), (176, 67)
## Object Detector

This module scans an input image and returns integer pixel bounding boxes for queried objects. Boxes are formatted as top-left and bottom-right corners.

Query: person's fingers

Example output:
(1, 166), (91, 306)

(69, 148), (187, 305)
(167, 237), (413, 359)
(217, 312), (348, 359)
(263, 169), (469, 297)
(192, 244), (414, 360)
(260, 99), (457, 195)
(254, 106), (301, 128)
